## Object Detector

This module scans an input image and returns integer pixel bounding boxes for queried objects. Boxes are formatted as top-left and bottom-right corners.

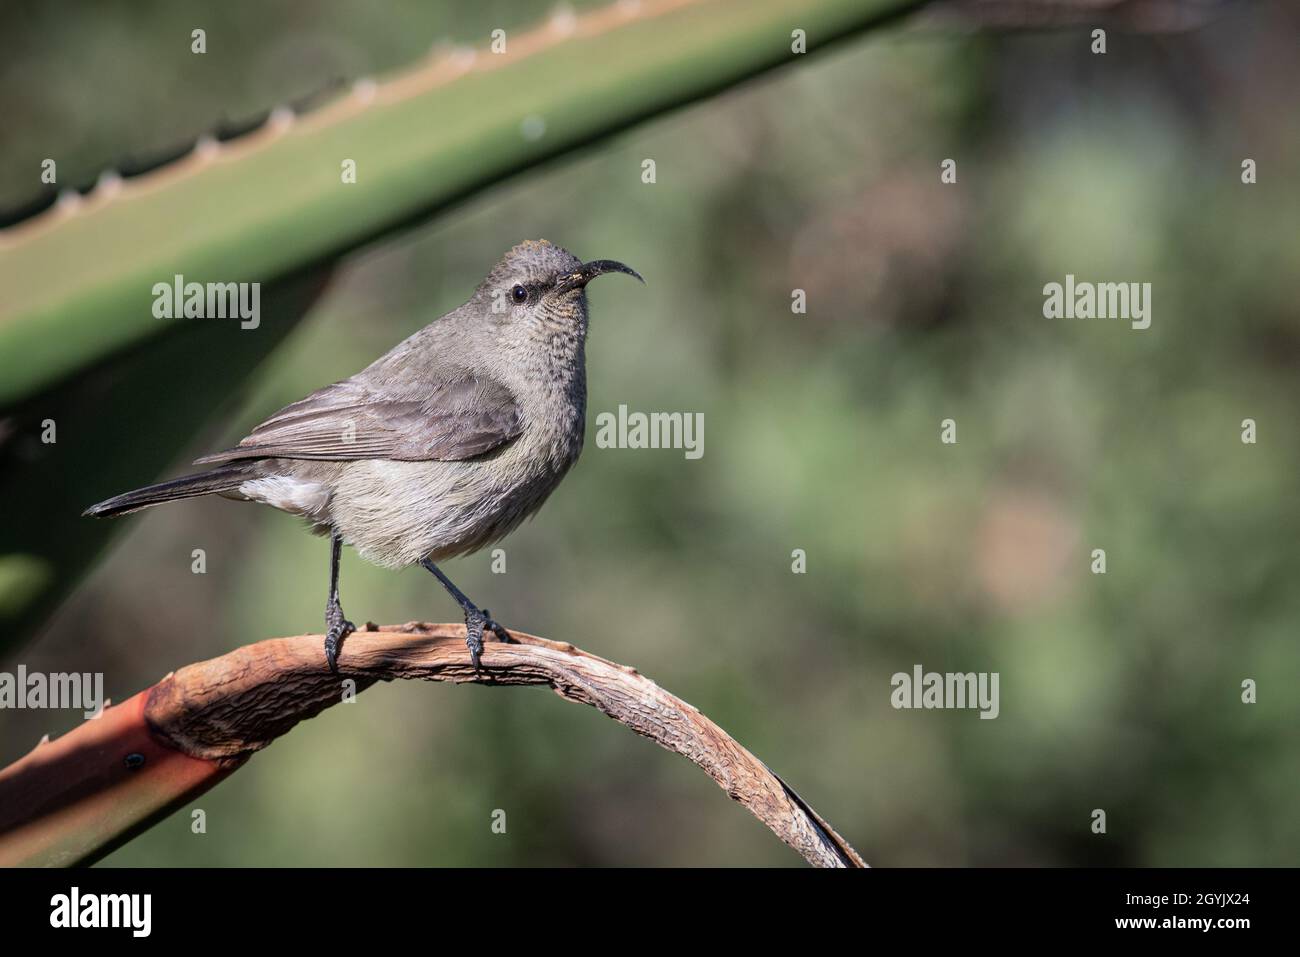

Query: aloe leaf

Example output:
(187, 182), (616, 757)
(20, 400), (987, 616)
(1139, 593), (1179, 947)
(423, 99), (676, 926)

(0, 0), (924, 649)
(0, 689), (244, 867)
(0, 0), (924, 405)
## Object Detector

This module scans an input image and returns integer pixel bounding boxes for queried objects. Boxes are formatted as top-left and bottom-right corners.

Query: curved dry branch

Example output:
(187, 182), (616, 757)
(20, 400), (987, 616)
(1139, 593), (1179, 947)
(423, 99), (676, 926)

(0, 623), (864, 867)
(151, 623), (864, 867)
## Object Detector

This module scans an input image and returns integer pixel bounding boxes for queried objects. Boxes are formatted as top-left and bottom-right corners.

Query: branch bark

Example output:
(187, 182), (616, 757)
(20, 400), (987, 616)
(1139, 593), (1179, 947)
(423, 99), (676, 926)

(0, 623), (864, 868)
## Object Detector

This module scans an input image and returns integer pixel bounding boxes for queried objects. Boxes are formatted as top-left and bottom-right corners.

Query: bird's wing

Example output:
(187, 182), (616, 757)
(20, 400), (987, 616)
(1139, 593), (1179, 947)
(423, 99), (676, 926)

(194, 374), (522, 464)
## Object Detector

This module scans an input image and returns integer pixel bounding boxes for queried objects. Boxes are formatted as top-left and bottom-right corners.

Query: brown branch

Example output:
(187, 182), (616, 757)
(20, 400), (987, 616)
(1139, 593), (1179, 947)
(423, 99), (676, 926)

(142, 622), (865, 867)
(0, 623), (863, 865)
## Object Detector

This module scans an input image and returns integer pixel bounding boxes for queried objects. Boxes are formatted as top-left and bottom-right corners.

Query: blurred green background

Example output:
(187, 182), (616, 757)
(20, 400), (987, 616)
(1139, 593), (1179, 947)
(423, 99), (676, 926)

(2, 0), (1297, 865)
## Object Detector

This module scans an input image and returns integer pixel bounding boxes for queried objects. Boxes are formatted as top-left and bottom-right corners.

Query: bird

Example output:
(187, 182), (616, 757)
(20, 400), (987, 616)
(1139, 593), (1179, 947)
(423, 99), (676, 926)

(84, 239), (643, 672)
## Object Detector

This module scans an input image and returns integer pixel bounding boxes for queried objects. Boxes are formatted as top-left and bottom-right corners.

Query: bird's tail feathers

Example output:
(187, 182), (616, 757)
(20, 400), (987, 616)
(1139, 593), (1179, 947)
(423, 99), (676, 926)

(82, 465), (253, 518)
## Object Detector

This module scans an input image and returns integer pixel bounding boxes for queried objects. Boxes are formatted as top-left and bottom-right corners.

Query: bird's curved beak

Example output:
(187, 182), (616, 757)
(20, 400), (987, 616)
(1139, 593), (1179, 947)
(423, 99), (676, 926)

(555, 259), (644, 294)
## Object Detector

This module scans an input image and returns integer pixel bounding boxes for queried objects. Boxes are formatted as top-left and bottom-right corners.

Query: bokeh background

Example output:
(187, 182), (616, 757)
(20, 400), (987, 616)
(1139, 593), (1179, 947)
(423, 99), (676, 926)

(2, 0), (1297, 865)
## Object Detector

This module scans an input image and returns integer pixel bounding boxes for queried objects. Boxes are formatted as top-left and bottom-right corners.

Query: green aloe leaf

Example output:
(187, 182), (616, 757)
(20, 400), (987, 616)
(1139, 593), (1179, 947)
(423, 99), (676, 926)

(0, 0), (924, 650)
(0, 0), (922, 402)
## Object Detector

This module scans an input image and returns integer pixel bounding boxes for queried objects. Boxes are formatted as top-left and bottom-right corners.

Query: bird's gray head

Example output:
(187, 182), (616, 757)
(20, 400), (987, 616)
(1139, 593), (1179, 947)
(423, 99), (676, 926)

(475, 240), (642, 340)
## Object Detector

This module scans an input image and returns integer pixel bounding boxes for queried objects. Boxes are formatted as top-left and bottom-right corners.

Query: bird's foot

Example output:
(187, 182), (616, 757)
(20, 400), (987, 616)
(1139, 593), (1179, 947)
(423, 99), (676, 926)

(464, 607), (487, 672)
(324, 598), (355, 674)
(462, 607), (515, 672)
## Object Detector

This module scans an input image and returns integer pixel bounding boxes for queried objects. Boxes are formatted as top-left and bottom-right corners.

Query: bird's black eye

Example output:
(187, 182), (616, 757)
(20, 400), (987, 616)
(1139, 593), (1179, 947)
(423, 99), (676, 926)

(511, 284), (528, 303)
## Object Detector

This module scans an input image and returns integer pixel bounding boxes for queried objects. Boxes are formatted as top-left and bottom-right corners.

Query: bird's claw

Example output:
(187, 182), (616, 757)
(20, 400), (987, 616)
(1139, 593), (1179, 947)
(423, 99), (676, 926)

(480, 608), (515, 645)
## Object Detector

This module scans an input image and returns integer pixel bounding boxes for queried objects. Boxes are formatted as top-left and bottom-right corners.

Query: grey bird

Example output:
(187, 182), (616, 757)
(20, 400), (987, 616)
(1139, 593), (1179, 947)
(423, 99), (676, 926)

(85, 240), (642, 671)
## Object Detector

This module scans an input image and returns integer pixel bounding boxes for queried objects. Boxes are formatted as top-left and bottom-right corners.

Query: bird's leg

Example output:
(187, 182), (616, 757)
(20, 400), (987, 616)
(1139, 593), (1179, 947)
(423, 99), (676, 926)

(420, 559), (514, 671)
(324, 531), (355, 673)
